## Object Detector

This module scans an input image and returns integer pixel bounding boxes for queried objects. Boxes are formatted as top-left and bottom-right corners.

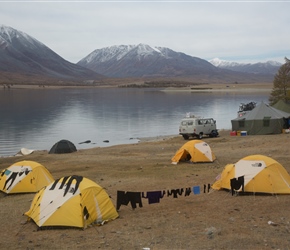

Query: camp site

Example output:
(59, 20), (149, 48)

(1, 123), (290, 249)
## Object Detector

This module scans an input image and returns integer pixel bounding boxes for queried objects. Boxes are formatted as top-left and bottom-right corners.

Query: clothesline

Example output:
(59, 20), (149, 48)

(116, 183), (211, 210)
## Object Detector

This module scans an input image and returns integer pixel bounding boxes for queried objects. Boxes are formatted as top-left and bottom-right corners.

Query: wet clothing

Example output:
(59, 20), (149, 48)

(142, 191), (165, 204)
(116, 191), (143, 210)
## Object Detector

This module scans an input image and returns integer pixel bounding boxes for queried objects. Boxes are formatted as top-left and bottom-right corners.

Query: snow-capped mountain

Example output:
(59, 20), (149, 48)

(77, 44), (276, 82)
(0, 25), (39, 49)
(209, 58), (242, 67)
(0, 25), (104, 82)
(0, 25), (278, 83)
(209, 58), (281, 75)
(77, 44), (223, 78)
(80, 44), (175, 65)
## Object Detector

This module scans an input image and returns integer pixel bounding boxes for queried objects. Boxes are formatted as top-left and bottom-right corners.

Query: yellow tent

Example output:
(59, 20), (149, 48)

(171, 140), (216, 164)
(25, 175), (119, 229)
(0, 160), (54, 194)
(212, 155), (290, 194)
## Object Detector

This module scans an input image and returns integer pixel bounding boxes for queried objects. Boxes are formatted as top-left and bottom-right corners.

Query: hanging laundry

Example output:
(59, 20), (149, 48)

(116, 191), (143, 210)
(193, 186), (200, 195)
(142, 190), (165, 204)
(230, 176), (244, 196)
(167, 188), (184, 198)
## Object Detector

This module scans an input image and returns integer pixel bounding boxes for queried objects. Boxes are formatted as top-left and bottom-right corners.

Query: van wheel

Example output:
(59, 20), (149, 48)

(182, 135), (189, 140)
(198, 133), (203, 139)
(210, 130), (218, 137)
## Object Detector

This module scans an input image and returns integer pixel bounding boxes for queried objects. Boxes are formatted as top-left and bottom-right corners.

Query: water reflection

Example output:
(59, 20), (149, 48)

(0, 87), (269, 156)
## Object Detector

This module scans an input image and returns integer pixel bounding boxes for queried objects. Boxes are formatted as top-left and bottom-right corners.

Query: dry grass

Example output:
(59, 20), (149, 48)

(1, 130), (290, 249)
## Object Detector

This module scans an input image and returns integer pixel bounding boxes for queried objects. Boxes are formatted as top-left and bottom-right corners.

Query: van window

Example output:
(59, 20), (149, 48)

(181, 120), (193, 126)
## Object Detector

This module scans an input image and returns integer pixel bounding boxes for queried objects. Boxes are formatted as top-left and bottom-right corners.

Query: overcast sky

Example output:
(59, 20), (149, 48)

(1, 1), (289, 64)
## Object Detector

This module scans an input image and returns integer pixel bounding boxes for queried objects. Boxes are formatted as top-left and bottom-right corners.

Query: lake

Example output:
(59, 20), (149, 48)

(0, 87), (269, 157)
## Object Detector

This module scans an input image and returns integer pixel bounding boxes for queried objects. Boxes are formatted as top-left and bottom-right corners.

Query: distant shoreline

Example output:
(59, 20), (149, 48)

(1, 82), (273, 93)
(162, 83), (272, 93)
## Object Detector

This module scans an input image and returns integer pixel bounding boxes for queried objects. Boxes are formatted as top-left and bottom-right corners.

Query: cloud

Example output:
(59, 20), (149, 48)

(1, 1), (289, 63)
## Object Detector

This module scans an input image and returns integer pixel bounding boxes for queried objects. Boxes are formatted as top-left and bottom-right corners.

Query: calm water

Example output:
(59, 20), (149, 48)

(0, 87), (269, 157)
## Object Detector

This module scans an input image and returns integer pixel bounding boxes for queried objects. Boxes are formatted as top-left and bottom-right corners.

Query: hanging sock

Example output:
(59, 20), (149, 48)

(185, 187), (192, 196)
(167, 188), (184, 198)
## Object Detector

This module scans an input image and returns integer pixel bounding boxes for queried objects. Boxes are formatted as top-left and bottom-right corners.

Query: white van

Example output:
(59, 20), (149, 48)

(179, 113), (218, 140)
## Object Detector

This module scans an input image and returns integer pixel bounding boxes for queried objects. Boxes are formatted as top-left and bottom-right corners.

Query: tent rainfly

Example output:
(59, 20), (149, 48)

(171, 140), (215, 164)
(231, 102), (290, 135)
(49, 139), (77, 154)
(0, 160), (54, 194)
(212, 155), (290, 195)
(25, 175), (119, 229)
(15, 148), (34, 156)
(272, 99), (290, 114)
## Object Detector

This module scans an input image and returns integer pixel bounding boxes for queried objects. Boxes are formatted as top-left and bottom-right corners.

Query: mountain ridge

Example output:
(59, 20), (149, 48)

(77, 44), (277, 82)
(0, 25), (105, 83)
(209, 57), (281, 75)
(0, 25), (280, 84)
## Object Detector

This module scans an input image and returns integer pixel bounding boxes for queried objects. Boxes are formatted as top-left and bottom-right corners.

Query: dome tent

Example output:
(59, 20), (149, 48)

(0, 160), (54, 194)
(25, 175), (119, 229)
(49, 139), (77, 154)
(171, 140), (215, 164)
(212, 155), (290, 194)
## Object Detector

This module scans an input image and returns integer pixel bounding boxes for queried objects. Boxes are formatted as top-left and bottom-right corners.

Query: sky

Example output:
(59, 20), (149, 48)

(1, 0), (289, 64)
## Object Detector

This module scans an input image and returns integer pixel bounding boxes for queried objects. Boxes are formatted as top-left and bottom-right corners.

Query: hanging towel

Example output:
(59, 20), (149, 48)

(116, 191), (143, 210)
(193, 186), (200, 195)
